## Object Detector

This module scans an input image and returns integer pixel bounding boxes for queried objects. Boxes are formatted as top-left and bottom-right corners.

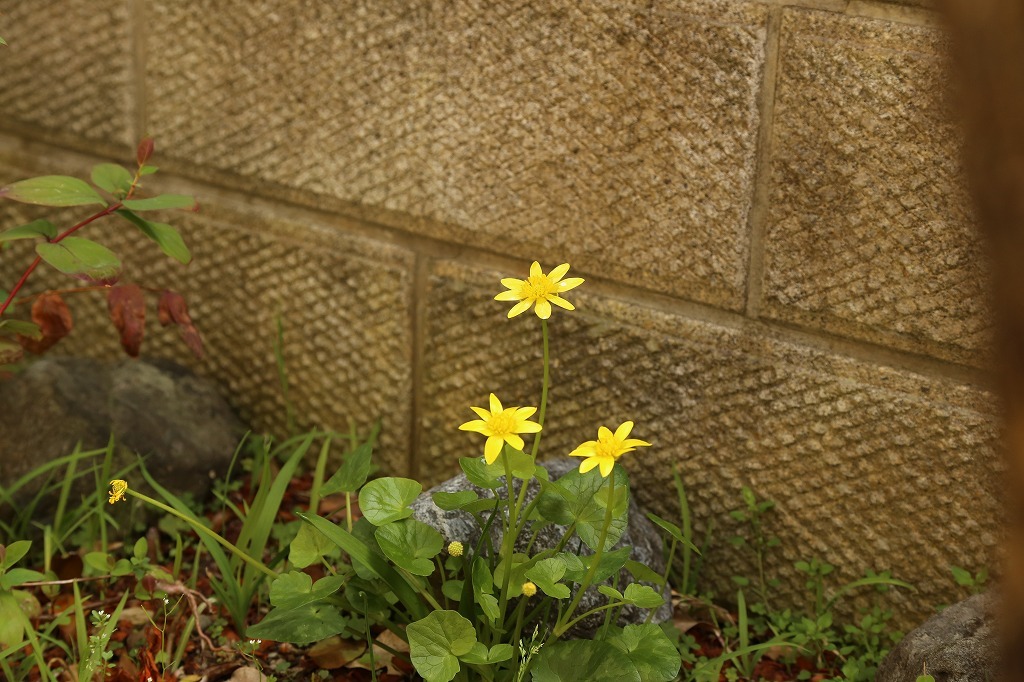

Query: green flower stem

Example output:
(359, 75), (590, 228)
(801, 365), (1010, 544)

(345, 492), (353, 532)
(125, 489), (278, 580)
(512, 318), (550, 540)
(551, 471), (616, 638)
(529, 319), (550, 460)
(497, 452), (520, 624)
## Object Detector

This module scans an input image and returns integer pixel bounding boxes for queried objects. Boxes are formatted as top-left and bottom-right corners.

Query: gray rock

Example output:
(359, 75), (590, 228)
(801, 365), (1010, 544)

(876, 592), (999, 681)
(0, 356), (245, 503)
(410, 458), (672, 636)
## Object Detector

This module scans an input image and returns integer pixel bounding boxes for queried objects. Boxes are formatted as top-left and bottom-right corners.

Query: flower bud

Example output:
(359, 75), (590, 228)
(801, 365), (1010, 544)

(447, 541), (464, 557)
(522, 581), (537, 597)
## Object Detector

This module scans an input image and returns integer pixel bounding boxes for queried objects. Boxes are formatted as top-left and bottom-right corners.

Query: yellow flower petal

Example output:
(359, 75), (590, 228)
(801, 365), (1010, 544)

(614, 421), (634, 440)
(534, 299), (552, 319)
(470, 406), (492, 420)
(559, 277), (585, 292)
(549, 263), (571, 282)
(598, 459), (615, 477)
(484, 437), (504, 464)
(514, 406), (537, 420)
(458, 419), (489, 433)
(508, 299), (533, 318)
(495, 290), (522, 301)
(529, 261), (543, 278)
(597, 426), (614, 442)
(621, 438), (651, 449)
(517, 420), (542, 434)
(579, 457), (600, 473)
(505, 434), (525, 451)
(501, 277), (525, 290)
(548, 296), (575, 311)
(489, 393), (503, 413)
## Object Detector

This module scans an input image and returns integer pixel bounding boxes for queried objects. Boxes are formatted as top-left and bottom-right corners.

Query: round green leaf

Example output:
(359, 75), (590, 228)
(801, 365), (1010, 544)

(374, 518), (443, 576)
(524, 557), (570, 599)
(247, 602), (348, 643)
(269, 570), (345, 609)
(407, 610), (477, 682)
(623, 583), (665, 609)
(289, 522), (337, 568)
(432, 490), (478, 511)
(532, 639), (640, 682)
(607, 624), (681, 682)
(359, 477), (421, 526)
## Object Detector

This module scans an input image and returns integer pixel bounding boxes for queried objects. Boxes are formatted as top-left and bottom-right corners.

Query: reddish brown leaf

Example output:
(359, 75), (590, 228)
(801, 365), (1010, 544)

(107, 284), (146, 357)
(158, 289), (204, 359)
(137, 137), (155, 165)
(18, 292), (72, 354)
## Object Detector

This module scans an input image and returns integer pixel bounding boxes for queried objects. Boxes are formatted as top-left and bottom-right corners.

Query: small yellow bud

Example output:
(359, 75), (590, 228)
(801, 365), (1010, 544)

(108, 479), (128, 505)
(447, 541), (464, 557)
(521, 581), (537, 597)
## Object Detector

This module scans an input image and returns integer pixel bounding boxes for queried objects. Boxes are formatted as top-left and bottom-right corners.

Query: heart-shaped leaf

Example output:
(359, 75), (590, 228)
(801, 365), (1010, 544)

(289, 523), (338, 568)
(524, 557), (570, 599)
(269, 571), (345, 609)
(247, 602), (348, 643)
(407, 610), (477, 682)
(359, 477), (421, 526)
(622, 583), (665, 609)
(432, 490), (479, 511)
(607, 624), (681, 682)
(375, 519), (443, 576)
(532, 639), (640, 682)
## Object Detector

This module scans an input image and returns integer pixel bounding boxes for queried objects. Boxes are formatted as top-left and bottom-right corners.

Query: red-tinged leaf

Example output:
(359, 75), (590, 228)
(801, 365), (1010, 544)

(107, 284), (146, 358)
(137, 138), (155, 166)
(158, 290), (204, 359)
(18, 292), (72, 354)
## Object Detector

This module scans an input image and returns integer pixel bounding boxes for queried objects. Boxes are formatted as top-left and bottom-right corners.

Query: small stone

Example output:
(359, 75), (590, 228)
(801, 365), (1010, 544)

(876, 592), (999, 681)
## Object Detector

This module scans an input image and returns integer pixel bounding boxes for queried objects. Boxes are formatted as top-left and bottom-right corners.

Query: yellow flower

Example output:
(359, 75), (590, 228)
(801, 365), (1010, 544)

(568, 421), (651, 477)
(458, 393), (542, 464)
(108, 479), (128, 504)
(447, 541), (464, 557)
(522, 581), (538, 597)
(495, 261), (584, 319)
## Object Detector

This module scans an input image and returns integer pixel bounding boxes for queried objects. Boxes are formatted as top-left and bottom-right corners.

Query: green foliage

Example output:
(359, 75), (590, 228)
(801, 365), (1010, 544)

(0, 140), (197, 367)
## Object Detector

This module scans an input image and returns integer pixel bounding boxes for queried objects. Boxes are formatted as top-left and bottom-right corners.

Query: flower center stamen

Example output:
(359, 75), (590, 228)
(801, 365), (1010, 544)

(488, 411), (517, 435)
(526, 275), (558, 301)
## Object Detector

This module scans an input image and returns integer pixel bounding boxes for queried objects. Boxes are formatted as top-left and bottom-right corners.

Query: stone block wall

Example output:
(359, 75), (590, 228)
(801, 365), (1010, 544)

(0, 0), (997, 626)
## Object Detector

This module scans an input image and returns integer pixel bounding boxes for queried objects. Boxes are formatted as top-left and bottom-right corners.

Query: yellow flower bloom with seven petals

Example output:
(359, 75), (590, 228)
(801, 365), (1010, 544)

(568, 421), (650, 477)
(495, 261), (584, 319)
(459, 393), (542, 464)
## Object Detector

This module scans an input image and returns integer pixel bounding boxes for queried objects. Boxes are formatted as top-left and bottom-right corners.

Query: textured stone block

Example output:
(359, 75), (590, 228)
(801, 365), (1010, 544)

(0, 0), (134, 152)
(762, 9), (989, 367)
(147, 0), (768, 310)
(0, 153), (416, 474)
(419, 259), (999, 627)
